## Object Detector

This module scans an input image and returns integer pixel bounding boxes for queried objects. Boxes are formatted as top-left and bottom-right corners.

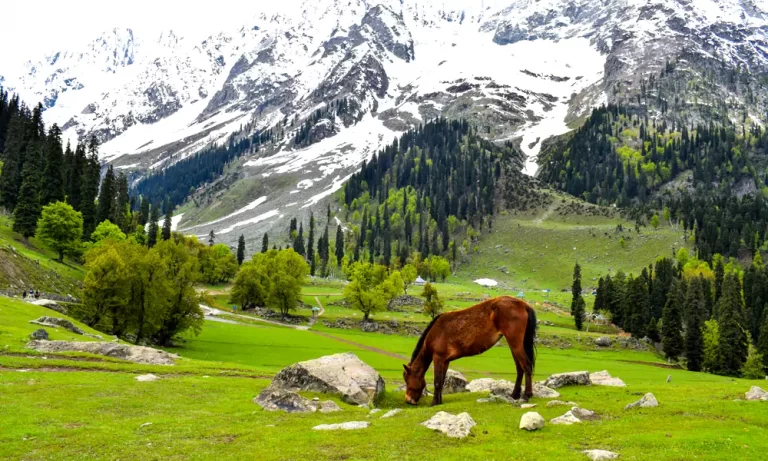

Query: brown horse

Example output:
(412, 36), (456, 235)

(403, 296), (537, 406)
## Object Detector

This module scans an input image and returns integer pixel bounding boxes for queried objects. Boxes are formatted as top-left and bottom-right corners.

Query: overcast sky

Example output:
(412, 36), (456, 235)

(0, 0), (276, 70)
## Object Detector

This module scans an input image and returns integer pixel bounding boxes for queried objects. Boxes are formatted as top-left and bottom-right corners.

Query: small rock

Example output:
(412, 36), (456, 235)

(551, 410), (581, 425)
(318, 401), (342, 413)
(135, 374), (160, 382)
(421, 411), (476, 438)
(139, 422), (152, 428)
(519, 412), (545, 431)
(572, 407), (598, 421)
(380, 409), (402, 419)
(625, 393), (658, 410)
(520, 403), (537, 409)
(312, 421), (369, 431)
(254, 386), (317, 413)
(368, 408), (382, 416)
(533, 382), (561, 399)
(476, 398), (492, 403)
(594, 337), (612, 347)
(467, 378), (505, 393)
(590, 371), (626, 387)
(444, 369), (469, 394)
(745, 386), (768, 401)
(666, 375), (672, 383)
(544, 371), (591, 388)
(29, 329), (49, 340)
(312, 397), (320, 402)
(547, 400), (566, 407)
(583, 449), (619, 460)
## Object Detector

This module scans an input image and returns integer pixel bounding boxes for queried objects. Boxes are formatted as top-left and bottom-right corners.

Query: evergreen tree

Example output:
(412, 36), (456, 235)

(319, 225), (330, 272)
(714, 258), (725, 304)
(97, 165), (116, 225)
(12, 137), (42, 238)
(67, 142), (87, 210)
(717, 274), (748, 376)
(113, 173), (130, 231)
(685, 277), (706, 372)
(0, 110), (27, 211)
(307, 212), (315, 275)
(79, 138), (101, 239)
(162, 212), (172, 241)
(662, 279), (685, 361)
(758, 314), (768, 373)
(138, 197), (150, 226)
(262, 232), (269, 253)
(237, 234), (246, 265)
(147, 204), (160, 248)
(627, 273), (650, 338)
(571, 263), (585, 330)
(40, 123), (65, 206)
(208, 229), (215, 246)
(294, 223), (305, 256)
(335, 225), (344, 267)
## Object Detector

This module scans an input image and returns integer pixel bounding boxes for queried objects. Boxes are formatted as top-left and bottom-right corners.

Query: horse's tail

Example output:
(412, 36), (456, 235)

(524, 306), (537, 374)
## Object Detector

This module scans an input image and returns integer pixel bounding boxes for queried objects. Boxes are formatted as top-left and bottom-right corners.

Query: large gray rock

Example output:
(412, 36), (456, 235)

(26, 340), (178, 365)
(270, 353), (385, 405)
(254, 386), (318, 413)
(533, 382), (561, 399)
(544, 371), (592, 388)
(29, 328), (49, 340)
(467, 378), (504, 393)
(551, 410), (582, 425)
(584, 450), (619, 460)
(745, 386), (768, 401)
(590, 371), (626, 387)
(319, 401), (342, 413)
(625, 393), (658, 410)
(444, 369), (468, 394)
(312, 421), (369, 431)
(519, 412), (545, 431)
(594, 337), (612, 347)
(421, 411), (476, 438)
(29, 317), (84, 335)
(30, 299), (68, 315)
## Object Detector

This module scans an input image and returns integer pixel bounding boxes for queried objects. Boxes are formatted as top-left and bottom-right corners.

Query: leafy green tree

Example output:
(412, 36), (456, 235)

(200, 243), (238, 284)
(264, 249), (309, 318)
(571, 262), (585, 330)
(36, 201), (83, 262)
(237, 234), (246, 265)
(421, 282), (444, 319)
(428, 256), (451, 282)
(662, 279), (685, 360)
(91, 220), (126, 243)
(742, 344), (765, 379)
(344, 262), (401, 321)
(401, 264), (418, 294)
(650, 214), (660, 230)
(230, 261), (268, 309)
(81, 243), (129, 331)
(702, 319), (720, 373)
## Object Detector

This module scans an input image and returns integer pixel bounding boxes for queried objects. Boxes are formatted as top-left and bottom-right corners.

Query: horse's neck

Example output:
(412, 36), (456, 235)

(412, 348), (433, 377)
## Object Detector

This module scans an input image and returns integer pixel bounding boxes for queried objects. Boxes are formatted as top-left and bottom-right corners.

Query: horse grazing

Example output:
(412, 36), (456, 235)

(403, 296), (537, 406)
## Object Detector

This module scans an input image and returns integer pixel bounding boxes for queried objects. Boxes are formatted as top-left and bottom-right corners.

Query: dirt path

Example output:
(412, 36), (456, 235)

(310, 330), (408, 360)
(202, 306), (309, 331)
(534, 201), (558, 225)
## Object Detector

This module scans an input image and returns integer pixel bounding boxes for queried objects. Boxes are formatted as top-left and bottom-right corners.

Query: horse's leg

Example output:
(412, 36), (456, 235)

(431, 357), (447, 406)
(505, 334), (532, 402)
(511, 356), (524, 400)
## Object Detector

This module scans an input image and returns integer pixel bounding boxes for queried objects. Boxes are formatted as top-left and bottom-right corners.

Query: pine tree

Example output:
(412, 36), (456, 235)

(162, 212), (172, 241)
(12, 137), (42, 238)
(627, 273), (650, 338)
(319, 225), (329, 272)
(662, 279), (685, 361)
(237, 235), (246, 265)
(138, 197), (150, 226)
(335, 225), (344, 267)
(114, 173), (130, 231)
(208, 229), (215, 246)
(685, 277), (706, 372)
(67, 142), (87, 210)
(717, 274), (748, 376)
(571, 263), (585, 330)
(0, 110), (27, 211)
(757, 314), (768, 373)
(294, 223), (305, 256)
(40, 123), (65, 206)
(79, 138), (101, 239)
(714, 258), (725, 304)
(262, 232), (269, 253)
(307, 212), (315, 274)
(147, 204), (160, 248)
(96, 165), (116, 225)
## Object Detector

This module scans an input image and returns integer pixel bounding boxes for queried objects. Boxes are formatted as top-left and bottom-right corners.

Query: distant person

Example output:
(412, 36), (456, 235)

(22, 291), (27, 299)
(34, 290), (40, 299)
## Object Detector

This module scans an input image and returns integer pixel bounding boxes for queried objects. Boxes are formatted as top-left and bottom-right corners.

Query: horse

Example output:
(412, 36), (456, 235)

(402, 296), (537, 406)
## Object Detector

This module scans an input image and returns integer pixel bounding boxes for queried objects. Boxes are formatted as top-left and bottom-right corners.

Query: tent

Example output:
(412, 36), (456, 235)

(414, 276), (426, 286)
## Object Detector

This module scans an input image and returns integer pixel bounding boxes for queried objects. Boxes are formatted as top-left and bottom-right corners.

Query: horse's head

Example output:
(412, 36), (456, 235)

(402, 364), (426, 405)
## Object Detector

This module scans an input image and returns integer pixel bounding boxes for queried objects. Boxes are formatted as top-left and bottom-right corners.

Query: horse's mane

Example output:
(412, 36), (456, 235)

(410, 315), (441, 364)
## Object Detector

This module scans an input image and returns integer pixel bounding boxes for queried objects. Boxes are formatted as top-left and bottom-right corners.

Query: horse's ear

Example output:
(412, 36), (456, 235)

(403, 364), (410, 373)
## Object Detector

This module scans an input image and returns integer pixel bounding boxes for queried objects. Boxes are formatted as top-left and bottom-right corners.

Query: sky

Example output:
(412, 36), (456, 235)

(0, 0), (282, 71)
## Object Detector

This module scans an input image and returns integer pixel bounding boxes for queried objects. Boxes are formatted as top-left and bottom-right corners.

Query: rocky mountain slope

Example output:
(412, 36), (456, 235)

(2, 0), (767, 247)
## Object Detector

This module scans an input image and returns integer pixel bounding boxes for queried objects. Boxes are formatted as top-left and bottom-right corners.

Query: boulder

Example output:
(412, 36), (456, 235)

(624, 393), (658, 410)
(745, 386), (768, 401)
(421, 411), (476, 439)
(29, 317), (84, 335)
(551, 410), (581, 425)
(312, 421), (369, 431)
(319, 401), (342, 413)
(467, 378), (507, 393)
(29, 328), (49, 340)
(533, 382), (561, 399)
(544, 371), (591, 388)
(26, 340), (179, 365)
(590, 371), (626, 387)
(135, 374), (160, 382)
(254, 386), (318, 413)
(594, 337), (612, 347)
(584, 450), (619, 460)
(30, 299), (68, 315)
(572, 407), (598, 421)
(519, 412), (545, 431)
(444, 369), (468, 394)
(270, 353), (385, 405)
(489, 380), (517, 402)
(380, 409), (402, 419)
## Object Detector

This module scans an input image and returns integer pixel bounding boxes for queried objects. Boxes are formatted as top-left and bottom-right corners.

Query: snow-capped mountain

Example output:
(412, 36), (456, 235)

(3, 0), (767, 247)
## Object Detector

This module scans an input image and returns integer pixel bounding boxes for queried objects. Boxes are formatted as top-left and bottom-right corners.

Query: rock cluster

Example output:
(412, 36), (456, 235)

(543, 371), (591, 388)
(26, 340), (179, 365)
(589, 371), (626, 387)
(29, 317), (84, 335)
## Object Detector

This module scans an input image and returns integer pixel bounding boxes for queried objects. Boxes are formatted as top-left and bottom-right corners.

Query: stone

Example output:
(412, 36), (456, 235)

(476, 398), (492, 403)
(519, 412), (545, 431)
(572, 407), (598, 421)
(583, 449), (620, 460)
(29, 317), (84, 335)
(745, 386), (768, 401)
(421, 411), (476, 439)
(26, 340), (179, 365)
(594, 337), (612, 347)
(551, 410), (582, 425)
(489, 380), (518, 402)
(318, 401), (342, 413)
(312, 421), (369, 431)
(30, 299), (68, 315)
(29, 329), (49, 340)
(444, 369), (468, 394)
(467, 378), (507, 393)
(380, 409), (402, 419)
(625, 393), (659, 410)
(520, 403), (537, 409)
(544, 371), (591, 388)
(368, 408), (382, 416)
(269, 353), (385, 405)
(135, 374), (160, 382)
(139, 422), (153, 428)
(590, 371), (626, 387)
(254, 386), (317, 413)
(533, 382), (561, 399)
(395, 384), (431, 396)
